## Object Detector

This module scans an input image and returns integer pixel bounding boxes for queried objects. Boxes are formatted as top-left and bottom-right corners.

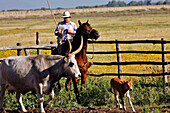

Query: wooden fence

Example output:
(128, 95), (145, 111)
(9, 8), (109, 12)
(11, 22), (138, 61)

(87, 38), (170, 85)
(0, 32), (169, 84)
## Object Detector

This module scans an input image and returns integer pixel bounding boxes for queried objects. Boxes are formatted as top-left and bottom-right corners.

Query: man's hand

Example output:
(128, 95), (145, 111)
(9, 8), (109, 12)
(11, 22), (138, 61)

(67, 29), (74, 35)
(57, 29), (62, 36)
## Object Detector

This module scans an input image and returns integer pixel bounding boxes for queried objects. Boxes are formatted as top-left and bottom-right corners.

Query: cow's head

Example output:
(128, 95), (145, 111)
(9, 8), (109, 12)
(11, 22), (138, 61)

(62, 37), (83, 78)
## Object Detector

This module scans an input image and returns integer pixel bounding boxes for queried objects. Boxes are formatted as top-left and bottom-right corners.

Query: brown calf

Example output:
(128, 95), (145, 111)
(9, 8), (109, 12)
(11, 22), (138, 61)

(110, 78), (136, 113)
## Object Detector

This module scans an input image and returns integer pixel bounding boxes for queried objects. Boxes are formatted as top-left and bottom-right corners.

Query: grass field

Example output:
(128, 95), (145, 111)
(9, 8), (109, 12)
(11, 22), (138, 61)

(0, 6), (169, 80)
(0, 6), (170, 111)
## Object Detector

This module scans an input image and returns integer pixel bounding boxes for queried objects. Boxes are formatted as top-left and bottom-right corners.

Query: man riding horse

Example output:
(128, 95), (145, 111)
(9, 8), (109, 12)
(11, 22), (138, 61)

(54, 11), (77, 55)
(53, 11), (100, 103)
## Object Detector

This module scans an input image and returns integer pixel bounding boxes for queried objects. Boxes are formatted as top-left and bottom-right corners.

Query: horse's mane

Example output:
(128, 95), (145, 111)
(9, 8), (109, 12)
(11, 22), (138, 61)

(71, 24), (87, 52)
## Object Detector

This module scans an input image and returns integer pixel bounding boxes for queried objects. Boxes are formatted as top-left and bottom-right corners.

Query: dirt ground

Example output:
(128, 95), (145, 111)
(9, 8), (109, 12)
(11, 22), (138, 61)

(1, 107), (169, 113)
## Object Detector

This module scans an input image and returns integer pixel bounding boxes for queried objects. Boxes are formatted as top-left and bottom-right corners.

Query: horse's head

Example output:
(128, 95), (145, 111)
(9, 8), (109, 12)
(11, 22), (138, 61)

(78, 20), (100, 40)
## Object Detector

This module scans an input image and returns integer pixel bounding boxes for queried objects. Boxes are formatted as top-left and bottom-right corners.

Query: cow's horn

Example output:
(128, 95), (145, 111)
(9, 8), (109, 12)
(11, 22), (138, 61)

(71, 36), (83, 55)
(65, 38), (72, 54)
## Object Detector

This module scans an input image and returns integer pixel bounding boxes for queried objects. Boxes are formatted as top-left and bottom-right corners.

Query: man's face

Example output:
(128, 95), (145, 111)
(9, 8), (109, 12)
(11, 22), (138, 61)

(64, 17), (71, 23)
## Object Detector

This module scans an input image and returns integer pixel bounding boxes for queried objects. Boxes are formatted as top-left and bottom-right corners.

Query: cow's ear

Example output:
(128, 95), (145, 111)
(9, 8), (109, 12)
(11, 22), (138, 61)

(78, 20), (82, 26)
(64, 57), (68, 63)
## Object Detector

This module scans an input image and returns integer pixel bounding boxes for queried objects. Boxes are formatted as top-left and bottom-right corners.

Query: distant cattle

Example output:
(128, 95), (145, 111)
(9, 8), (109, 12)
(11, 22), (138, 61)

(0, 39), (83, 113)
(110, 78), (136, 113)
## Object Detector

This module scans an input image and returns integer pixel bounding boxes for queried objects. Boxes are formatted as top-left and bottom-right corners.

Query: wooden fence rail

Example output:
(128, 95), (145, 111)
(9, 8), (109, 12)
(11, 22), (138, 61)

(0, 32), (169, 84)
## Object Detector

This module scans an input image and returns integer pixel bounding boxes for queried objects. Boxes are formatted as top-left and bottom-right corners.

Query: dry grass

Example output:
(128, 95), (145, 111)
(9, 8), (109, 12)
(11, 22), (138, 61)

(0, 6), (169, 82)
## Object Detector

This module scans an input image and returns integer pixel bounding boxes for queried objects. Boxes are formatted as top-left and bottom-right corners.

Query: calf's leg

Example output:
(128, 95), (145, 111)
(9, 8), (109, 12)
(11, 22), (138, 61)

(16, 92), (27, 112)
(120, 97), (126, 111)
(114, 89), (122, 109)
(127, 94), (136, 113)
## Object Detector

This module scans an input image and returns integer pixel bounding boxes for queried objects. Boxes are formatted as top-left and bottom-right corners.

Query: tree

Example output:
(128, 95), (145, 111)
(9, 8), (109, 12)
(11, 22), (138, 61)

(144, 0), (152, 5)
(117, 1), (127, 7)
(163, 0), (169, 4)
(138, 1), (144, 6)
(156, 1), (162, 5)
(106, 0), (119, 7)
(41, 7), (47, 10)
(128, 1), (139, 6)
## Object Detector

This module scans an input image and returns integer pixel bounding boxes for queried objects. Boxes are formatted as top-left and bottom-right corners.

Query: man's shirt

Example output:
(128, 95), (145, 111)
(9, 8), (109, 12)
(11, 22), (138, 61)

(55, 21), (77, 41)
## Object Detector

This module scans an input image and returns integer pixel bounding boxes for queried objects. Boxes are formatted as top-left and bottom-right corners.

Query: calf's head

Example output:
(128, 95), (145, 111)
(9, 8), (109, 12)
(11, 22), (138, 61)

(125, 79), (133, 91)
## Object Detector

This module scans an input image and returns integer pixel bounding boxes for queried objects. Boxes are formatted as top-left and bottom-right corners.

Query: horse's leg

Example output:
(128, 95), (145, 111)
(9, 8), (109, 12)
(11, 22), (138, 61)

(56, 81), (61, 92)
(44, 90), (54, 107)
(72, 77), (81, 104)
(65, 78), (72, 91)
(81, 72), (87, 85)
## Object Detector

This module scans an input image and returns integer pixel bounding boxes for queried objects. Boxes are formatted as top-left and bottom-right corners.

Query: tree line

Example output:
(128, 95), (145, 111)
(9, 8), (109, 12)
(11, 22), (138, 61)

(76, 0), (170, 9)
(2, 0), (170, 11)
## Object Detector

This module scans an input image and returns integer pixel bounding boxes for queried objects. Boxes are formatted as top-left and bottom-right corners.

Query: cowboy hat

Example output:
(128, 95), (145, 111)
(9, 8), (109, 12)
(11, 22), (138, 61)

(62, 11), (71, 18)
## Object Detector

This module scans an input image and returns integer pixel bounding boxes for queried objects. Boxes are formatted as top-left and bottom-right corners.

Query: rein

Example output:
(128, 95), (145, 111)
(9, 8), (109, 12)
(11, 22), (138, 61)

(87, 38), (95, 59)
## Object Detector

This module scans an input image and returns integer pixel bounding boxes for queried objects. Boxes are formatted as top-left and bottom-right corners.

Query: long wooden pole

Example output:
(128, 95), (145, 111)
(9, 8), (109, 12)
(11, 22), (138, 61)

(46, 0), (57, 26)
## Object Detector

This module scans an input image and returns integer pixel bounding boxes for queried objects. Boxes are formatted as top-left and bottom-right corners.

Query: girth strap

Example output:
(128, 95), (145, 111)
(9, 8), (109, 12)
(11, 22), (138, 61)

(77, 60), (87, 73)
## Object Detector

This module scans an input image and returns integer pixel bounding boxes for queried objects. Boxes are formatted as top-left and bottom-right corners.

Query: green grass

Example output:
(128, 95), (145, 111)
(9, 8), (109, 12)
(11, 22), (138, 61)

(2, 77), (169, 110)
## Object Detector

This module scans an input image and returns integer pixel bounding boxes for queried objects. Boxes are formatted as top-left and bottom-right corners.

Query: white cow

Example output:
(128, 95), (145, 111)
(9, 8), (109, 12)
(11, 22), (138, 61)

(0, 38), (83, 113)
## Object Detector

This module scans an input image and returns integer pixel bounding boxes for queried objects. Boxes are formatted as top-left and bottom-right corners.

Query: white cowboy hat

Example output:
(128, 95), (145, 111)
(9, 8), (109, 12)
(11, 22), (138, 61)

(62, 11), (71, 18)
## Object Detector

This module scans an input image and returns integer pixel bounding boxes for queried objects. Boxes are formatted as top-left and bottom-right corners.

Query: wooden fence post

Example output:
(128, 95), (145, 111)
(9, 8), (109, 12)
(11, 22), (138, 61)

(36, 32), (41, 55)
(50, 41), (56, 55)
(24, 49), (30, 56)
(161, 38), (167, 85)
(17, 43), (22, 56)
(116, 40), (123, 80)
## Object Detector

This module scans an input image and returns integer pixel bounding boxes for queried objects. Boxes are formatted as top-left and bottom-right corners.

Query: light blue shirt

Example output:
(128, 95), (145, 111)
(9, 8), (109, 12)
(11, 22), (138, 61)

(55, 21), (77, 41)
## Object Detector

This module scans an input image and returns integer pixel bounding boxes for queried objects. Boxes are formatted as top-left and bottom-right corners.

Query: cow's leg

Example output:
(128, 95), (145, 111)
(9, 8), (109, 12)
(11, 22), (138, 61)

(0, 84), (6, 110)
(16, 92), (27, 112)
(44, 90), (54, 107)
(65, 78), (72, 91)
(114, 89), (122, 109)
(36, 83), (45, 113)
(127, 94), (136, 113)
(120, 96), (126, 111)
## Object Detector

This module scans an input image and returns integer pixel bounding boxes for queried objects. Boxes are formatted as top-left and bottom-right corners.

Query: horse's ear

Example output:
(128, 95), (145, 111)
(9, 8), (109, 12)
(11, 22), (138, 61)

(86, 20), (89, 24)
(78, 20), (82, 26)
